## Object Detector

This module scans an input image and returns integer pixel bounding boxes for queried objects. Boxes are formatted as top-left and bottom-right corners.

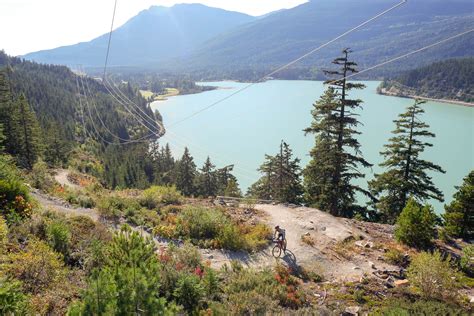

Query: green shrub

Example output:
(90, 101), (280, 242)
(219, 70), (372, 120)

(140, 185), (182, 209)
(374, 299), (466, 315)
(96, 195), (138, 222)
(460, 245), (474, 276)
(173, 274), (204, 311)
(46, 220), (71, 258)
(0, 179), (32, 224)
(218, 224), (244, 250)
(407, 251), (461, 300)
(30, 160), (55, 192)
(395, 199), (436, 248)
(385, 248), (405, 266)
(0, 277), (29, 315)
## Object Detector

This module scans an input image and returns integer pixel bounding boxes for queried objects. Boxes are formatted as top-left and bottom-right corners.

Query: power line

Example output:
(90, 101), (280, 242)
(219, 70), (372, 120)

(167, 0), (408, 127)
(325, 28), (474, 85)
(103, 0), (118, 79)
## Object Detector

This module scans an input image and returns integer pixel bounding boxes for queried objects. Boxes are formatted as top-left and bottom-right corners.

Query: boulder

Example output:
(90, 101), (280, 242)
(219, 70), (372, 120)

(344, 306), (361, 315)
(394, 279), (409, 288)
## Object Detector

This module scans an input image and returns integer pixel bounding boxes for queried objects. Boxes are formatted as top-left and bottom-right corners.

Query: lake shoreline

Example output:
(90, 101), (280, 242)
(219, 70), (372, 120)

(378, 89), (474, 108)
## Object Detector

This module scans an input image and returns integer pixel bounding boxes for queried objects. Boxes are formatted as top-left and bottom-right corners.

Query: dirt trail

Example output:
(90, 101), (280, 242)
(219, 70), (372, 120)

(54, 169), (81, 190)
(32, 174), (396, 280)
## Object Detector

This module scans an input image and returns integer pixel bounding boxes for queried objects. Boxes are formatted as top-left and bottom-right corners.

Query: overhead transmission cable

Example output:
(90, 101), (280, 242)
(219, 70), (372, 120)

(325, 28), (474, 85)
(166, 0), (408, 127)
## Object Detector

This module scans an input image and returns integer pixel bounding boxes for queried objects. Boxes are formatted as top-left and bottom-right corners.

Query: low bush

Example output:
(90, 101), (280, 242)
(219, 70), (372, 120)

(460, 244), (474, 276)
(30, 159), (55, 192)
(395, 198), (437, 248)
(96, 195), (139, 222)
(173, 274), (204, 312)
(140, 185), (183, 209)
(46, 220), (71, 259)
(384, 248), (406, 266)
(407, 250), (461, 300)
(0, 277), (30, 315)
(171, 206), (270, 251)
(374, 299), (466, 315)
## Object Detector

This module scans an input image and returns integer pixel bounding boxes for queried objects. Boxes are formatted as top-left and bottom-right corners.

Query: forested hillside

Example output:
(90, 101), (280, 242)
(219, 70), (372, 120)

(186, 0), (473, 79)
(0, 51), (160, 187)
(379, 58), (474, 103)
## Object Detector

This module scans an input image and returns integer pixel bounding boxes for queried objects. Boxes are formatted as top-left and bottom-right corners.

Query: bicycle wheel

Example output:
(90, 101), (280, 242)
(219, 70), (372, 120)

(272, 245), (282, 258)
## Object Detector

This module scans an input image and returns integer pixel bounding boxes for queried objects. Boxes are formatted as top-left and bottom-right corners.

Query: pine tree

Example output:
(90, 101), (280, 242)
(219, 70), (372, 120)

(304, 49), (372, 218)
(0, 123), (5, 153)
(176, 147), (196, 196)
(0, 69), (17, 156)
(224, 178), (242, 198)
(248, 141), (303, 203)
(196, 157), (218, 197)
(79, 226), (173, 315)
(443, 170), (473, 240)
(44, 122), (70, 167)
(369, 99), (445, 223)
(216, 165), (238, 196)
(154, 143), (176, 185)
(15, 94), (42, 169)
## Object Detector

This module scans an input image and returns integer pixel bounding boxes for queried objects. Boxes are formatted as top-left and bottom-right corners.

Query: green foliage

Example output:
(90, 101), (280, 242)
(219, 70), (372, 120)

(0, 158), (32, 224)
(173, 274), (204, 311)
(395, 199), (437, 248)
(0, 278), (29, 315)
(140, 185), (183, 209)
(224, 178), (242, 198)
(407, 251), (461, 300)
(5, 238), (66, 294)
(195, 156), (218, 197)
(29, 159), (55, 192)
(384, 248), (406, 266)
(248, 141), (303, 204)
(304, 49), (372, 217)
(171, 206), (269, 251)
(175, 147), (197, 196)
(374, 299), (467, 316)
(460, 245), (474, 276)
(96, 194), (139, 222)
(381, 57), (474, 103)
(46, 220), (71, 259)
(443, 170), (474, 240)
(369, 99), (445, 223)
(78, 226), (175, 315)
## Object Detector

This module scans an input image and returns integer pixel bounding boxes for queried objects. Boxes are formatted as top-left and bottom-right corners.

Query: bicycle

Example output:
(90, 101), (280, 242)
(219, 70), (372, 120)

(272, 239), (287, 258)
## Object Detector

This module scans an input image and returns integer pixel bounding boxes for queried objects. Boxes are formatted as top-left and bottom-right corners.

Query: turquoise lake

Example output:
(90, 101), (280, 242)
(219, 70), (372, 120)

(151, 81), (474, 213)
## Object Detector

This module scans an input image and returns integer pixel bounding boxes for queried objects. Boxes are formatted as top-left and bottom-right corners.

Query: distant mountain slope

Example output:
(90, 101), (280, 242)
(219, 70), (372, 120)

(24, 4), (255, 67)
(186, 0), (473, 77)
(378, 58), (474, 103)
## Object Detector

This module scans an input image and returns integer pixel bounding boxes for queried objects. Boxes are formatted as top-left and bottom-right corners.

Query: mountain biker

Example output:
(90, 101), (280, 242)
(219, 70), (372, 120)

(274, 225), (287, 251)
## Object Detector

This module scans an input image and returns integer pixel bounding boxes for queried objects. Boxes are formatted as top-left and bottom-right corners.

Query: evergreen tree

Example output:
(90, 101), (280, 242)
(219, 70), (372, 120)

(44, 122), (70, 167)
(224, 178), (242, 198)
(304, 49), (372, 217)
(176, 147), (197, 196)
(369, 99), (445, 223)
(0, 123), (5, 153)
(0, 69), (17, 156)
(196, 157), (218, 197)
(15, 94), (42, 169)
(248, 141), (303, 203)
(215, 165), (239, 196)
(443, 170), (473, 240)
(79, 226), (173, 314)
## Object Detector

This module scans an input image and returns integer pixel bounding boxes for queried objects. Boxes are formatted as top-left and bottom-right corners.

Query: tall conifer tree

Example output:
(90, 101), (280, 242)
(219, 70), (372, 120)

(304, 49), (372, 217)
(249, 141), (303, 203)
(176, 147), (196, 196)
(196, 157), (218, 197)
(15, 94), (42, 169)
(369, 99), (445, 223)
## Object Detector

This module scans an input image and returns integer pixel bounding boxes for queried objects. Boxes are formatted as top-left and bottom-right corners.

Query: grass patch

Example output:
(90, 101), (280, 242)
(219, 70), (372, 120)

(155, 206), (271, 251)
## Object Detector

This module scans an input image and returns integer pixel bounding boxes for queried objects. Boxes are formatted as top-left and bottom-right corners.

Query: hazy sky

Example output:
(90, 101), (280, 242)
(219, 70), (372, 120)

(0, 0), (307, 56)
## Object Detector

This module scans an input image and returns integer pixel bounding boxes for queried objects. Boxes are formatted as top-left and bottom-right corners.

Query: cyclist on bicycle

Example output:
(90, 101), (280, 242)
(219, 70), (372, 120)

(274, 225), (287, 251)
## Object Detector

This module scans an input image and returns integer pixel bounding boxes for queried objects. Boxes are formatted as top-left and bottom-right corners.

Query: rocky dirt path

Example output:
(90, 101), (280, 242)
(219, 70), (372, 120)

(54, 169), (81, 190)
(31, 175), (396, 280)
